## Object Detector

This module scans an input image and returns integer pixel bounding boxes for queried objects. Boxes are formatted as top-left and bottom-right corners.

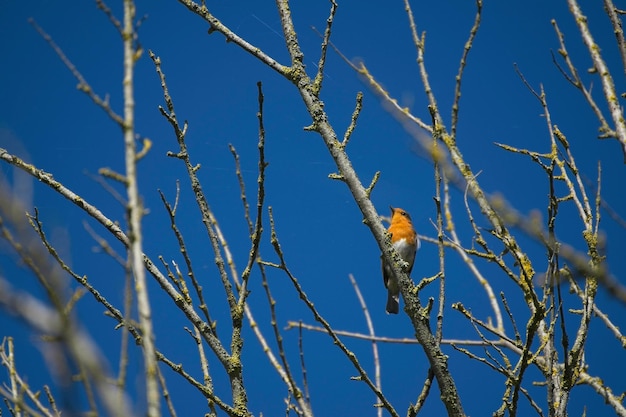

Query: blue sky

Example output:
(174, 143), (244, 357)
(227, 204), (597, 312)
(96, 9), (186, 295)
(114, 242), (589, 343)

(1, 1), (625, 416)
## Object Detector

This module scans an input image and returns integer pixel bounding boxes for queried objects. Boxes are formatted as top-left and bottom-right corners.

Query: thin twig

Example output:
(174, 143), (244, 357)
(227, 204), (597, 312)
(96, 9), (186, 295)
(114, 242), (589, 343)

(342, 92), (363, 148)
(177, 0), (289, 76)
(297, 323), (312, 408)
(286, 321), (509, 346)
(264, 208), (399, 417)
(451, 0), (482, 138)
(550, 20), (612, 140)
(347, 274), (382, 417)
(311, 0), (338, 95)
(28, 18), (124, 126)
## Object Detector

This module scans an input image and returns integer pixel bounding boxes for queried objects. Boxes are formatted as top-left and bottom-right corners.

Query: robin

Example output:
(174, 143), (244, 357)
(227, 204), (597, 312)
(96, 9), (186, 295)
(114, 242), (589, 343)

(382, 206), (419, 314)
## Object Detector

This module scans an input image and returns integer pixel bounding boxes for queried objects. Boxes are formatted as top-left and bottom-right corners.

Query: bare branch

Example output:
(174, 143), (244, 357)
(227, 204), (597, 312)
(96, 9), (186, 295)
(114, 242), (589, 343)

(28, 18), (125, 126)
(0, 278), (136, 417)
(176, 0), (289, 75)
(347, 274), (382, 416)
(264, 207), (399, 417)
(567, 0), (626, 161)
(603, 0), (626, 76)
(451, 0), (483, 138)
(311, 0), (338, 95)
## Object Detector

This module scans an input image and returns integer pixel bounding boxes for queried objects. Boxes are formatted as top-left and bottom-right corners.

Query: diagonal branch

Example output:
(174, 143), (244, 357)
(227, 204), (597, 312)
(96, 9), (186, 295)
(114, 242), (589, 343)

(567, 0), (626, 161)
(28, 18), (124, 127)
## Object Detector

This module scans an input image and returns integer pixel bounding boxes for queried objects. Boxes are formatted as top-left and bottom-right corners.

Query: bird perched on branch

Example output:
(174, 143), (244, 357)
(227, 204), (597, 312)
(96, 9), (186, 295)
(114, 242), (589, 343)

(382, 206), (418, 314)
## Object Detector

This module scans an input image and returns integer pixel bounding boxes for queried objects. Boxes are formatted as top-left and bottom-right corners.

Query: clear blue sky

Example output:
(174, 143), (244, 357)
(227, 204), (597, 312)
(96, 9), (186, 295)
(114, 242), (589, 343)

(1, 1), (625, 416)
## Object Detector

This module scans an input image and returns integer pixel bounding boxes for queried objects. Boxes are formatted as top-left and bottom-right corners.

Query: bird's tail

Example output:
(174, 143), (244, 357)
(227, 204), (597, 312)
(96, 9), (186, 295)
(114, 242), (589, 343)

(386, 291), (399, 314)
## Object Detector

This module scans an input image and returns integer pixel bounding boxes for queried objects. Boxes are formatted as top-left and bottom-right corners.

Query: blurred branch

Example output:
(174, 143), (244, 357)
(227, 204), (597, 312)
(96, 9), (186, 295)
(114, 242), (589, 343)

(95, 0), (123, 35)
(489, 66), (621, 415)
(0, 338), (57, 417)
(27, 208), (142, 341)
(0, 178), (136, 415)
(1, 177), (226, 415)
(0, 277), (136, 417)
(0, 145), (248, 413)
(603, 0), (626, 76)
(120, 2), (160, 415)
(578, 372), (626, 416)
(157, 366), (178, 417)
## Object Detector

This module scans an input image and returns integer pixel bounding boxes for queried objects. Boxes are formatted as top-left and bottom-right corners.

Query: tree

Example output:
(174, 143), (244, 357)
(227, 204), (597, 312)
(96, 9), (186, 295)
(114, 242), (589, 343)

(1, 0), (625, 416)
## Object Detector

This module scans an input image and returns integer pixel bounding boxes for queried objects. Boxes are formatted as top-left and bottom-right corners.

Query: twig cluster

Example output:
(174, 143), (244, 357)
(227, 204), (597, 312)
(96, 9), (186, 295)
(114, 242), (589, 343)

(1, 1), (625, 417)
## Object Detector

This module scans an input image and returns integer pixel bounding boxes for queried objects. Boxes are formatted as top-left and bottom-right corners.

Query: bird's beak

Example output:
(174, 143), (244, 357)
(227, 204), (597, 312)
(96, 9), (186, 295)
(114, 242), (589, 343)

(389, 205), (395, 214)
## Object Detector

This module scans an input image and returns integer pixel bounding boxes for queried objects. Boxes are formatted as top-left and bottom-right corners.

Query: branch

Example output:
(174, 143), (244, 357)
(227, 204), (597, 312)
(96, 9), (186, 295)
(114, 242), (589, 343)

(120, 2), (160, 416)
(311, 0), (338, 95)
(451, 0), (483, 138)
(550, 20), (612, 141)
(176, 0), (288, 76)
(0, 147), (241, 409)
(0, 278), (136, 417)
(603, 0), (626, 77)
(567, 0), (626, 161)
(347, 274), (383, 416)
(263, 208), (399, 417)
(28, 18), (124, 127)
(149, 50), (250, 415)
(273, 1), (465, 414)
